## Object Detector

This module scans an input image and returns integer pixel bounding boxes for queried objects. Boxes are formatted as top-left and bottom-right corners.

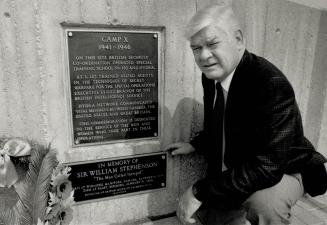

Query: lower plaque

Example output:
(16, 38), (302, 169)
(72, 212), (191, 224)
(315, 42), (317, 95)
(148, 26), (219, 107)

(66, 152), (167, 203)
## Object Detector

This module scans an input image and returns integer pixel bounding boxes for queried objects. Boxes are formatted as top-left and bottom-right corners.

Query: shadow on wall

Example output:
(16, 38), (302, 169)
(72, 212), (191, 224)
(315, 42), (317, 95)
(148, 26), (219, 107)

(110, 97), (206, 224)
(140, 97), (208, 224)
(145, 97), (206, 224)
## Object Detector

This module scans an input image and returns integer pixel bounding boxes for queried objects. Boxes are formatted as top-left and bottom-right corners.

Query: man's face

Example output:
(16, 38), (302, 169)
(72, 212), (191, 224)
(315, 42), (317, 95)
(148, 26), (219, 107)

(190, 24), (243, 81)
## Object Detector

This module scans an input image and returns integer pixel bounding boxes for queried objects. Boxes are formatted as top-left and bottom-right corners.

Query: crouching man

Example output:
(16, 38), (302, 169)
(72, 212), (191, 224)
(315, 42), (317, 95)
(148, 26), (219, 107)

(166, 4), (327, 225)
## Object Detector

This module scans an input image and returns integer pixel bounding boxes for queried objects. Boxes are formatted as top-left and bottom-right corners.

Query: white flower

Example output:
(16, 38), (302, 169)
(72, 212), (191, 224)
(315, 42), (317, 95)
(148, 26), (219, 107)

(50, 166), (71, 188)
(55, 179), (73, 200)
(36, 218), (49, 225)
(61, 190), (75, 208)
(59, 207), (74, 225)
(48, 192), (60, 206)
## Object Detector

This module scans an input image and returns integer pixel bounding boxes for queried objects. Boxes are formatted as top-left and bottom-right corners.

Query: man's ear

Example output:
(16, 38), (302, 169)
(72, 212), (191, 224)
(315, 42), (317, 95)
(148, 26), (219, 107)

(233, 30), (245, 49)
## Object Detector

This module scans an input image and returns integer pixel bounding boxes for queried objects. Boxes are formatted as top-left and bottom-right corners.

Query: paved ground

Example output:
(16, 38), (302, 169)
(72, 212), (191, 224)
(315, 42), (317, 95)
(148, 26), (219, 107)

(141, 195), (327, 225)
(1, 188), (327, 225)
(291, 194), (327, 225)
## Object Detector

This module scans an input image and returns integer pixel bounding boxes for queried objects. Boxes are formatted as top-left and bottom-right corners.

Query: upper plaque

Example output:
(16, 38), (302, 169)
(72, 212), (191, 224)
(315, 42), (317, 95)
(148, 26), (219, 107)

(66, 28), (160, 146)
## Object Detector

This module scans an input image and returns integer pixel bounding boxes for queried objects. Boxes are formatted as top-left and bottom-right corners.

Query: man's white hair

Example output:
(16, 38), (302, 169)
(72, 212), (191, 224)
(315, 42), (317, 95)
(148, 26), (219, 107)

(185, 4), (242, 40)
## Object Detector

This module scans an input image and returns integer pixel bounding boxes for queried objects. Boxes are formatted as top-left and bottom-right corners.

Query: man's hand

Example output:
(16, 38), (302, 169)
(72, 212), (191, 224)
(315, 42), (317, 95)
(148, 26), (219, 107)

(177, 185), (202, 224)
(165, 142), (195, 156)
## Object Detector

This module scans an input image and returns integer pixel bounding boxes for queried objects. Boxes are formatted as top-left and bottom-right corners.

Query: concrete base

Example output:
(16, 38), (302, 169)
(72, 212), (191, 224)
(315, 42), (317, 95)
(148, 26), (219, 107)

(141, 217), (181, 225)
(141, 216), (203, 225)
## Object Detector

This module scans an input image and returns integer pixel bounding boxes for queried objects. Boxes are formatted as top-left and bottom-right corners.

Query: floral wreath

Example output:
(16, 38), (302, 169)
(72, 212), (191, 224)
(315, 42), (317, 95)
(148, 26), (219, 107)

(0, 138), (75, 225)
(38, 165), (75, 225)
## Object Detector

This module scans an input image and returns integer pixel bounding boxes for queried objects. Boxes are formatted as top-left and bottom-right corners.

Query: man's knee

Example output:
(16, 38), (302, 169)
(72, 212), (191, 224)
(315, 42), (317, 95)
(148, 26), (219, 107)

(244, 190), (292, 224)
(244, 174), (304, 225)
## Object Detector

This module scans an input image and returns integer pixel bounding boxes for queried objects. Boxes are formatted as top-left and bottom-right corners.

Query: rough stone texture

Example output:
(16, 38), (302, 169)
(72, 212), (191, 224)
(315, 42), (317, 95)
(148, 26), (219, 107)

(0, 0), (326, 224)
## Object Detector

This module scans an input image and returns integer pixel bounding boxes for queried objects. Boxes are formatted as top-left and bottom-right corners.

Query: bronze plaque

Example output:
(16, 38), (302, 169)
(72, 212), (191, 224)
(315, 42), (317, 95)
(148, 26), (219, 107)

(67, 152), (167, 203)
(66, 28), (160, 145)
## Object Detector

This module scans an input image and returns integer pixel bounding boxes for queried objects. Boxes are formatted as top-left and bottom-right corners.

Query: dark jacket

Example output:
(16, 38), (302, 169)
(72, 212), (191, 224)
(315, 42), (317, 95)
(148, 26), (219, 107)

(190, 50), (327, 208)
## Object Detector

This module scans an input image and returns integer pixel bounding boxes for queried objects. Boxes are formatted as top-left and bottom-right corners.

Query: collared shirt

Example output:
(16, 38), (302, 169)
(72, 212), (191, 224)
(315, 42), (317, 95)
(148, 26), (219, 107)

(214, 70), (235, 171)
